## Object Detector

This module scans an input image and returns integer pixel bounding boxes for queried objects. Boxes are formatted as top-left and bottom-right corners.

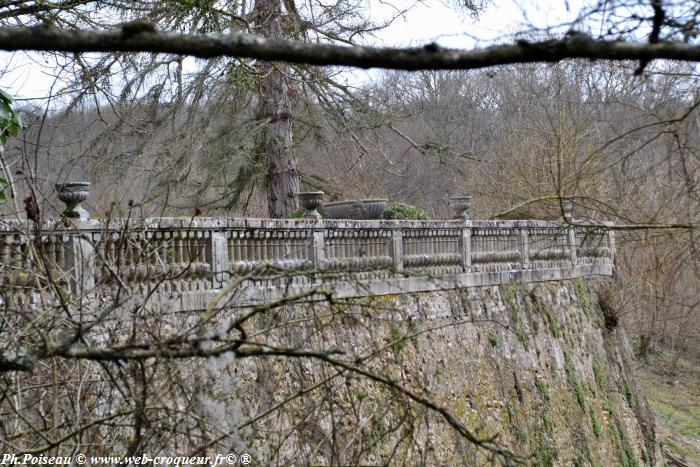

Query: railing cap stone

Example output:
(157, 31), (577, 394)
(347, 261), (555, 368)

(0, 216), (616, 233)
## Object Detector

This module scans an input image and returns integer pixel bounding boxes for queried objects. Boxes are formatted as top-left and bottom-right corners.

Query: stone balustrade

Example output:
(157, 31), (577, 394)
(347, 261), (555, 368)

(0, 217), (614, 310)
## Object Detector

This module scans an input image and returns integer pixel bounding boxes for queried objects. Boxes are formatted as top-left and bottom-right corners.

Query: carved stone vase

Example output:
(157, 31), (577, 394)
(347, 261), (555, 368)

(56, 182), (90, 219)
(449, 195), (473, 220)
(297, 191), (324, 219)
(322, 199), (388, 220)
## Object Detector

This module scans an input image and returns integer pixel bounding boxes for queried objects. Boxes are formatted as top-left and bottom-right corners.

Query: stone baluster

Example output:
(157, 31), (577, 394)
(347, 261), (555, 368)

(283, 230), (291, 261)
(295, 231), (303, 262)
(273, 231), (281, 261)
(244, 232), (252, 263)
(251, 230), (259, 261)
(327, 231), (336, 260)
(326, 231), (335, 260)
(167, 232), (178, 284)
(249, 230), (257, 262)
(312, 227), (325, 270)
(261, 230), (268, 260)
(459, 221), (471, 271)
(568, 226), (577, 265)
(284, 231), (292, 260)
(391, 228), (403, 272)
(102, 233), (115, 281)
(10, 236), (22, 280)
(194, 231), (206, 288)
(255, 230), (267, 261)
(230, 231), (239, 263)
(36, 235), (49, 271)
(2, 235), (16, 283)
(344, 231), (351, 258)
(292, 231), (300, 261)
(232, 231), (241, 263)
(183, 231), (194, 290)
(239, 231), (247, 263)
(1, 237), (10, 288)
(298, 231), (307, 262)
(358, 230), (365, 257)
(518, 223), (529, 269)
(140, 230), (151, 286)
(208, 230), (228, 288)
(344, 231), (352, 258)
(607, 224), (616, 262)
(151, 231), (163, 286)
(64, 230), (96, 299)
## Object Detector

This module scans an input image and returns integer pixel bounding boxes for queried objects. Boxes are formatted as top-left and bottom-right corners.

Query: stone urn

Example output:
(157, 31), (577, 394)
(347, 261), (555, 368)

(323, 199), (388, 219)
(449, 195), (472, 220)
(56, 182), (90, 219)
(297, 191), (324, 219)
(561, 199), (574, 223)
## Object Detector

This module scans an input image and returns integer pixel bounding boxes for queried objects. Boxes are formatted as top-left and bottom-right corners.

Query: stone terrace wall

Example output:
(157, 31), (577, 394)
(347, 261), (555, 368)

(231, 279), (659, 465)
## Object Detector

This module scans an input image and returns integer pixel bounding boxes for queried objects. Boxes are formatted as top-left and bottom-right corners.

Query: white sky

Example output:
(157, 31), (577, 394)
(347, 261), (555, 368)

(0, 0), (584, 101)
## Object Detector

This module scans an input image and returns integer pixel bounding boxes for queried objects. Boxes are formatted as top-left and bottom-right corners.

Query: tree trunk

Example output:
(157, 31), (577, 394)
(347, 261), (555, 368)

(255, 0), (300, 218)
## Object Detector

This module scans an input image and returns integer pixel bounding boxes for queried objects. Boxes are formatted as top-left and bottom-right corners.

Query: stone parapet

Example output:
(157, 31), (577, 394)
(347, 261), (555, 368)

(0, 217), (615, 310)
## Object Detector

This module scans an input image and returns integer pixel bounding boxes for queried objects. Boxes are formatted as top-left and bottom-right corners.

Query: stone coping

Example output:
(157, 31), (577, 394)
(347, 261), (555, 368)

(0, 217), (600, 232)
(163, 261), (615, 309)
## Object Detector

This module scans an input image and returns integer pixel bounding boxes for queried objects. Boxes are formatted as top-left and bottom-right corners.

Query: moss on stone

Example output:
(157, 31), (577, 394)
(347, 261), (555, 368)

(591, 409), (603, 437)
(593, 356), (642, 467)
(488, 332), (498, 347)
(408, 317), (419, 351)
(500, 286), (533, 350)
(564, 352), (586, 410)
(505, 403), (516, 423)
(623, 376), (636, 409)
(536, 379), (550, 405)
(387, 323), (405, 358)
(610, 416), (641, 467)
(535, 433), (558, 467)
(574, 278), (597, 316)
(592, 359), (609, 392)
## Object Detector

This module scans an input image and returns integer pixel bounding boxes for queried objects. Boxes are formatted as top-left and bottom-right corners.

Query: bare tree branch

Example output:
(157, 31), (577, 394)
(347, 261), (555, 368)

(2, 26), (700, 70)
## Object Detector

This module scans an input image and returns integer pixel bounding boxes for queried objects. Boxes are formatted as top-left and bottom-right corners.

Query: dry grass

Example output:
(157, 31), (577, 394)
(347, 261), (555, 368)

(639, 352), (700, 466)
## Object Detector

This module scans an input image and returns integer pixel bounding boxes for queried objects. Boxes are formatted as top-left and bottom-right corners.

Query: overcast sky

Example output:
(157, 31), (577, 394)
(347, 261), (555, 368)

(371, 0), (581, 47)
(0, 0), (582, 101)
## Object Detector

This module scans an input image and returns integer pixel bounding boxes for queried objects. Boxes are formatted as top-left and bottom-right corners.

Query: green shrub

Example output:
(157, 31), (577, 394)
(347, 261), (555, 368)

(382, 202), (429, 220)
(291, 201), (428, 220)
